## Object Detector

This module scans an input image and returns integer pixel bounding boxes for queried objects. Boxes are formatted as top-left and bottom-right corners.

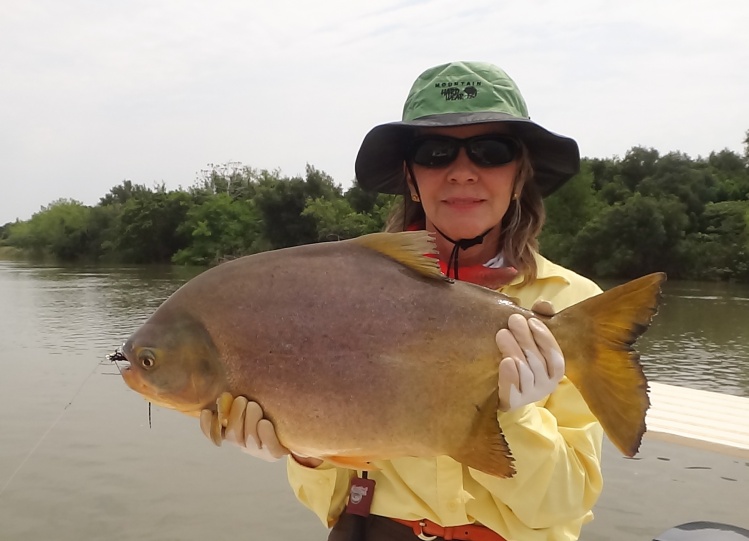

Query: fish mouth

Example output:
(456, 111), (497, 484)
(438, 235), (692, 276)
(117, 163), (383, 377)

(107, 347), (143, 391)
(119, 363), (140, 391)
(106, 348), (132, 376)
(110, 348), (216, 416)
(116, 365), (182, 411)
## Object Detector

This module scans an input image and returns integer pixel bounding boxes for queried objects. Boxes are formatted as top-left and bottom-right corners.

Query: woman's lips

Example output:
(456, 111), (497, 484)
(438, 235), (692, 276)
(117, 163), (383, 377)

(443, 197), (485, 209)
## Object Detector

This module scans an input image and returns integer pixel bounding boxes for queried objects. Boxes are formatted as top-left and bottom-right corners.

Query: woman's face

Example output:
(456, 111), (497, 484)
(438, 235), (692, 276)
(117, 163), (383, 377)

(408, 124), (519, 241)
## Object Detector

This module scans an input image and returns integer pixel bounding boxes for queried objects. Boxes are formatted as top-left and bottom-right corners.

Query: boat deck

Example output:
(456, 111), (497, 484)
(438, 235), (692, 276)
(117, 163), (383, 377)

(645, 382), (749, 457)
(585, 382), (749, 540)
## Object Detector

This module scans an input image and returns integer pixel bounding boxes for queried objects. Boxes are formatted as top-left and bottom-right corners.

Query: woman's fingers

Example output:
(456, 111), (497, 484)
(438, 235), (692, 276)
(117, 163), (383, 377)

(495, 328), (523, 360)
(528, 318), (564, 381)
(198, 395), (293, 462)
(531, 299), (555, 317)
(200, 409), (214, 442)
(243, 401), (264, 449)
(508, 314), (546, 378)
(497, 356), (519, 410)
(224, 396), (249, 446)
(257, 419), (288, 460)
(496, 313), (566, 412)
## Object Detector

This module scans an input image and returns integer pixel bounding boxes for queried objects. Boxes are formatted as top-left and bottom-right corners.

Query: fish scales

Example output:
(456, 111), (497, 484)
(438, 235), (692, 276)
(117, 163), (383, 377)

(164, 241), (507, 457)
(120, 231), (665, 478)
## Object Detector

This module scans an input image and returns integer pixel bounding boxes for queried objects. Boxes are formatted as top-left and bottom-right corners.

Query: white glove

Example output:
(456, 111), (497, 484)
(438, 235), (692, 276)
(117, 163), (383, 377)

(495, 301), (564, 412)
(200, 394), (289, 462)
(200, 394), (323, 467)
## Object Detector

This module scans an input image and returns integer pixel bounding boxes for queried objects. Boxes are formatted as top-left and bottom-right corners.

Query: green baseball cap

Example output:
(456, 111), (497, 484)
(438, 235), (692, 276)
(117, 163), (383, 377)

(354, 61), (580, 197)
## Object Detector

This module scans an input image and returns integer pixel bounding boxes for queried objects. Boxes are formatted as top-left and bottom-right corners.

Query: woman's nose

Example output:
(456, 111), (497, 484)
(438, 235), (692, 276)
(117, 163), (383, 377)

(446, 148), (478, 184)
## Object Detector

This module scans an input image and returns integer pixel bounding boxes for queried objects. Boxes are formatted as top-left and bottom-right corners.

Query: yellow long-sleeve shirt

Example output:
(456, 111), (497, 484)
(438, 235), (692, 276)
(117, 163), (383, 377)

(287, 252), (604, 541)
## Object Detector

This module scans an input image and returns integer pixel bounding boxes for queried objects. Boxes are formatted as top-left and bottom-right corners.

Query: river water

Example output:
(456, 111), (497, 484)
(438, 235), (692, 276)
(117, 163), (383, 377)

(0, 260), (747, 540)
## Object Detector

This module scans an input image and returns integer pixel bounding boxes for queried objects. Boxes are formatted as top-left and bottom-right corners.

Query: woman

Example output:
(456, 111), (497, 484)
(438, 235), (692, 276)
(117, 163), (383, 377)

(205, 61), (604, 541)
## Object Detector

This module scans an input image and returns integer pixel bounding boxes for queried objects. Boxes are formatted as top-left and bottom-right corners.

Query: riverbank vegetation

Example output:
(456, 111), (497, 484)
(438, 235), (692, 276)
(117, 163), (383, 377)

(2, 135), (748, 282)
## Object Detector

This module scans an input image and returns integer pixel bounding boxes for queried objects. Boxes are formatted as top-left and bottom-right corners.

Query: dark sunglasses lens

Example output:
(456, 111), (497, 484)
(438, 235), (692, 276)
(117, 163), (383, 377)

(468, 138), (517, 166)
(411, 139), (458, 167)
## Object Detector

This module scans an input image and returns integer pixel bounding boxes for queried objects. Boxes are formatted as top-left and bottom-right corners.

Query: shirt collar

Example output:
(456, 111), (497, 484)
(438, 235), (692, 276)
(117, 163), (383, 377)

(506, 251), (571, 287)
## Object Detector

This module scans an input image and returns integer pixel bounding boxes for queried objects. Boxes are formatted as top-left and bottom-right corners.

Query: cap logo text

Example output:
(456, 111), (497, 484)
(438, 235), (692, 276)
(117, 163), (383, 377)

(438, 82), (479, 101)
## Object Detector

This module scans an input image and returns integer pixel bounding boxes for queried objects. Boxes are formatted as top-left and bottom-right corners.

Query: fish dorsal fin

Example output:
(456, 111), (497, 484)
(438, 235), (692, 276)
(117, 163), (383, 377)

(350, 231), (446, 281)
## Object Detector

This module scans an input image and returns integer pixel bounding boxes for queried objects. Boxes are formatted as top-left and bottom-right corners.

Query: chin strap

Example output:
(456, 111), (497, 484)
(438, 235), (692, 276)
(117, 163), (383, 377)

(405, 165), (496, 282)
(432, 225), (494, 281)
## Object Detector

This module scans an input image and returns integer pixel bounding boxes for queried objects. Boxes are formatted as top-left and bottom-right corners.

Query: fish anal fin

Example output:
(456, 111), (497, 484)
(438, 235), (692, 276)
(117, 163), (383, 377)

(551, 272), (666, 457)
(349, 231), (446, 282)
(323, 455), (380, 471)
(451, 394), (515, 478)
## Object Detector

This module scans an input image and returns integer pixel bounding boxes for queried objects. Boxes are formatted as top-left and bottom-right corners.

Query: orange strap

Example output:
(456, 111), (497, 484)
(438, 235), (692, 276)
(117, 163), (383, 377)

(389, 517), (507, 541)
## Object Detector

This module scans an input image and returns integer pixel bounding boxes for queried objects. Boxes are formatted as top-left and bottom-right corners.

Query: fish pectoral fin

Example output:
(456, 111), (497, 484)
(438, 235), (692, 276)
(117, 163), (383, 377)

(451, 395), (515, 479)
(322, 455), (381, 471)
(349, 231), (447, 282)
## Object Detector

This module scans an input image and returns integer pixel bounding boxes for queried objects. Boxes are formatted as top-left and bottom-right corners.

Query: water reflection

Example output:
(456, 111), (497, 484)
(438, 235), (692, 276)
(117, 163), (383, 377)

(1, 260), (318, 541)
(600, 279), (749, 398)
(1, 260), (747, 541)
(0, 260), (202, 353)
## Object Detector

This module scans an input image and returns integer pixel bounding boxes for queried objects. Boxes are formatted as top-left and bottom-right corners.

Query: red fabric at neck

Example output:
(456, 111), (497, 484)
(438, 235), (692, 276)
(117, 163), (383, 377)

(405, 224), (518, 290)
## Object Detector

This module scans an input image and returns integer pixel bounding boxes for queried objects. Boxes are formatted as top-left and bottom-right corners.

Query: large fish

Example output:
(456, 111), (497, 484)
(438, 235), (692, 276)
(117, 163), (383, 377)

(118, 231), (665, 478)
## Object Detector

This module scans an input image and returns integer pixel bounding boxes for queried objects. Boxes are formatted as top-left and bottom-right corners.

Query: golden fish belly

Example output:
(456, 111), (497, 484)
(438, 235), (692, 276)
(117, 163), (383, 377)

(171, 242), (513, 458)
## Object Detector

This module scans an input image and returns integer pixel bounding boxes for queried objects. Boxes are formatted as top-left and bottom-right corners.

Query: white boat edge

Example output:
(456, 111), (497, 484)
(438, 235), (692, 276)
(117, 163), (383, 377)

(645, 381), (749, 459)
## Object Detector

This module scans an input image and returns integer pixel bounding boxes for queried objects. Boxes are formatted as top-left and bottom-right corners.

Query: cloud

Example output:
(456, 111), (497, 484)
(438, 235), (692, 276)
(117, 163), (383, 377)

(1, 0), (748, 223)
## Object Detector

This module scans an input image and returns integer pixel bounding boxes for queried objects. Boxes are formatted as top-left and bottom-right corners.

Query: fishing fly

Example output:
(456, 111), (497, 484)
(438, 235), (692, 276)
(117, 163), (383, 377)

(107, 348), (152, 428)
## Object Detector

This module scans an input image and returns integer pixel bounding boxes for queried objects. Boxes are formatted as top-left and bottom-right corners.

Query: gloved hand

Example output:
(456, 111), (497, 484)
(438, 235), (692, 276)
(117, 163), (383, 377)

(200, 394), (288, 461)
(495, 300), (564, 412)
(200, 394), (322, 467)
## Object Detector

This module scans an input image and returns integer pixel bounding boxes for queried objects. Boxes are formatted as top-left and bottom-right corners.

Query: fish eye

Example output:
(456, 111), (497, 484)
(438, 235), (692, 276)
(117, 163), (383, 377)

(139, 350), (156, 370)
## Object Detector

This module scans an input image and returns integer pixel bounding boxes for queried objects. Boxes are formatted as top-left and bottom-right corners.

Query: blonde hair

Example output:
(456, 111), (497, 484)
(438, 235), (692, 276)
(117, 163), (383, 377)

(384, 145), (545, 284)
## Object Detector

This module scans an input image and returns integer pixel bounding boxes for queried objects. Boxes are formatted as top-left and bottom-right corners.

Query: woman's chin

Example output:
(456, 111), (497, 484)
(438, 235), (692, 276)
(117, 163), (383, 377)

(434, 222), (497, 241)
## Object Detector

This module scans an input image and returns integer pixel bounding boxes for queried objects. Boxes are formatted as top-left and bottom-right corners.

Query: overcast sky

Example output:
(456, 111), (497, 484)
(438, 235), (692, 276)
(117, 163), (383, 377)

(2, 0), (748, 224)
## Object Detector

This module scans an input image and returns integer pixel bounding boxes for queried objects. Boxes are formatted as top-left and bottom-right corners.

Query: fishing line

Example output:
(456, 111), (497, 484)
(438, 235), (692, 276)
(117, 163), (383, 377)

(0, 355), (106, 498)
(108, 350), (150, 428)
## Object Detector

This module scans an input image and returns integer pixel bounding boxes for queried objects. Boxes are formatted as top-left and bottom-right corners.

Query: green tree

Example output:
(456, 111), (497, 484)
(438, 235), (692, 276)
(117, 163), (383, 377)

(303, 198), (383, 241)
(0, 222), (13, 243)
(540, 163), (603, 266)
(568, 193), (688, 278)
(637, 153), (718, 232)
(253, 165), (342, 249)
(708, 149), (749, 201)
(172, 194), (261, 265)
(587, 157), (619, 191)
(85, 204), (120, 260)
(99, 180), (152, 206)
(680, 201), (749, 281)
(345, 184), (382, 214)
(618, 146), (660, 191)
(191, 162), (261, 202)
(5, 199), (93, 260)
(113, 188), (193, 263)
(709, 149), (745, 174)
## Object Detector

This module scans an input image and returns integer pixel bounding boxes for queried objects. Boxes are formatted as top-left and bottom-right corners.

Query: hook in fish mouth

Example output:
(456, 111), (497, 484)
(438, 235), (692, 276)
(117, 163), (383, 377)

(106, 349), (127, 362)
(106, 347), (130, 373)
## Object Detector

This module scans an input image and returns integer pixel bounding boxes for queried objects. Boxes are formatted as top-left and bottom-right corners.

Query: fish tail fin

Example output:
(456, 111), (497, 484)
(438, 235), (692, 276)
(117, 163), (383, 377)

(551, 272), (666, 457)
(450, 393), (515, 478)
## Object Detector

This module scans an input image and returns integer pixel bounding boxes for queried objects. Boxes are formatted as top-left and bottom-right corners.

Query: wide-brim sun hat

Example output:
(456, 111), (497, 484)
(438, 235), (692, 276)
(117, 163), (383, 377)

(354, 61), (580, 197)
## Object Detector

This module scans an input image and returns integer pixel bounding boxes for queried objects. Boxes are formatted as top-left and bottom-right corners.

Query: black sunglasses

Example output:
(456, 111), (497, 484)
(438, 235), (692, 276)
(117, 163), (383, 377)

(408, 134), (519, 168)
